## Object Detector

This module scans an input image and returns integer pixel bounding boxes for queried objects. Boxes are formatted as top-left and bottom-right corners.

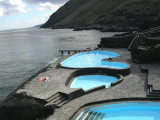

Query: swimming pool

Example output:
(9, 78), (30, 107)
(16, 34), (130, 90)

(76, 102), (160, 120)
(70, 75), (118, 90)
(61, 51), (128, 69)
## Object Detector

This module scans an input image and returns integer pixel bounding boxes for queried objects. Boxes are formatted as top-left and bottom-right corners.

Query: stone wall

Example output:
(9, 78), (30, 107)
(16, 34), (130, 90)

(98, 34), (136, 48)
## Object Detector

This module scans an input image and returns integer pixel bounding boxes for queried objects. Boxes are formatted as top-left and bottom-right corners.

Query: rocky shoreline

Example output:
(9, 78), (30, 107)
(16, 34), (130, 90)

(0, 92), (54, 120)
(0, 64), (56, 120)
(51, 26), (140, 32)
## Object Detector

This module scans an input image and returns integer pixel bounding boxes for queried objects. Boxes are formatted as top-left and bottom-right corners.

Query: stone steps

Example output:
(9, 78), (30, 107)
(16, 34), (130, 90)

(140, 63), (160, 97)
(147, 85), (160, 97)
(45, 92), (69, 108)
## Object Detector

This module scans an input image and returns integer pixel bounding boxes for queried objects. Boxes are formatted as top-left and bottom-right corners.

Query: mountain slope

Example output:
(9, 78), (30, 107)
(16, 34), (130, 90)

(40, 0), (88, 28)
(98, 0), (160, 29)
(53, 0), (128, 26)
(41, 0), (160, 30)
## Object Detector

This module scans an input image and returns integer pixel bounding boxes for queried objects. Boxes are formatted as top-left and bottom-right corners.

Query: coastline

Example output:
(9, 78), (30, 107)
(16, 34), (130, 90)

(1, 48), (160, 120)
(2, 55), (69, 102)
(0, 28), (113, 102)
(0, 54), (75, 120)
(51, 26), (140, 32)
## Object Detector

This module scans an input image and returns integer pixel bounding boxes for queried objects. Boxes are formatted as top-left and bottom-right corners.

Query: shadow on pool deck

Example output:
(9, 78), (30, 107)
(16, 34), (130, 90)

(1, 48), (160, 120)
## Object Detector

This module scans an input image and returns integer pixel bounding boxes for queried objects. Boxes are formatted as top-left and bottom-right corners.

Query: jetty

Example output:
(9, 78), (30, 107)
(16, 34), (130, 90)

(58, 50), (87, 54)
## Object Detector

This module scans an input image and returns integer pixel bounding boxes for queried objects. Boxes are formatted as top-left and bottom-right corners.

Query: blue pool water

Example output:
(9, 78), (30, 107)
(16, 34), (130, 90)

(61, 51), (128, 69)
(70, 75), (118, 90)
(76, 102), (160, 120)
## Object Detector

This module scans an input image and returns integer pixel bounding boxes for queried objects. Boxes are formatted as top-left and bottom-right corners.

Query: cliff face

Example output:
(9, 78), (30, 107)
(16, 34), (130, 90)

(41, 0), (160, 30)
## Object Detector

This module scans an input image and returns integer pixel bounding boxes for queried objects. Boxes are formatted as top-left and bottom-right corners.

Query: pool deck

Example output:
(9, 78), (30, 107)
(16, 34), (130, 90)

(10, 48), (160, 119)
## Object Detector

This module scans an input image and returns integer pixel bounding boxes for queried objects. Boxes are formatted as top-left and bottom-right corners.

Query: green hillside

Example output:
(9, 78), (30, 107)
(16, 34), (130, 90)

(41, 0), (88, 28)
(99, 0), (160, 30)
(41, 0), (160, 30)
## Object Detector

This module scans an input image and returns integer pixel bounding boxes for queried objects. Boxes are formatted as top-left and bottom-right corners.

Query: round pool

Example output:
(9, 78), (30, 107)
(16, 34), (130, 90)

(76, 102), (160, 120)
(61, 51), (128, 69)
(70, 75), (118, 90)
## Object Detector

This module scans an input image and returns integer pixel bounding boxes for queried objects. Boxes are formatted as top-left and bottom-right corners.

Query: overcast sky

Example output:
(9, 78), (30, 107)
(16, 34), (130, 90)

(0, 0), (68, 31)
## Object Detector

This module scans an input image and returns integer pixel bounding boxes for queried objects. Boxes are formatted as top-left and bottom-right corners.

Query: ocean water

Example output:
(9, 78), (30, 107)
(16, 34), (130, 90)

(0, 28), (119, 101)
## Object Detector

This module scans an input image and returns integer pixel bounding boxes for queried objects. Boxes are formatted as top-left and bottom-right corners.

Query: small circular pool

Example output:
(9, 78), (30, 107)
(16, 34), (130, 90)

(61, 51), (128, 69)
(70, 75), (118, 90)
(75, 102), (160, 120)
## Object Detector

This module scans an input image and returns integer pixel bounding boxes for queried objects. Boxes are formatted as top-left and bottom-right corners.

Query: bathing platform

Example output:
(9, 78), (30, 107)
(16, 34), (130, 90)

(2, 48), (160, 120)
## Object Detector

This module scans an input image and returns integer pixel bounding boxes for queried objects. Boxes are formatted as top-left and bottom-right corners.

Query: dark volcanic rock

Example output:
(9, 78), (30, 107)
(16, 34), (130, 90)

(73, 26), (140, 32)
(128, 34), (160, 63)
(98, 33), (137, 48)
(0, 92), (55, 120)
(100, 26), (140, 32)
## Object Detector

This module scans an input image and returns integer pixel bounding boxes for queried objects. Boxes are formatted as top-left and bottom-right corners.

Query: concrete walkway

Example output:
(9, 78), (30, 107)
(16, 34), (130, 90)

(15, 48), (158, 120)
(148, 62), (160, 91)
(16, 55), (78, 100)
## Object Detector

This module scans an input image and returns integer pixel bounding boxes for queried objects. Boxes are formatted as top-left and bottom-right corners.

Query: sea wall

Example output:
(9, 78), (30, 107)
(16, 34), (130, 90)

(98, 33), (136, 48)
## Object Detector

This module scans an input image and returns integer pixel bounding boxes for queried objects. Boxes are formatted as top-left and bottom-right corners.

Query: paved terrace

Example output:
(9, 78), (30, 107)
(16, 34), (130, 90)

(140, 61), (160, 97)
(14, 48), (159, 120)
(148, 62), (160, 91)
